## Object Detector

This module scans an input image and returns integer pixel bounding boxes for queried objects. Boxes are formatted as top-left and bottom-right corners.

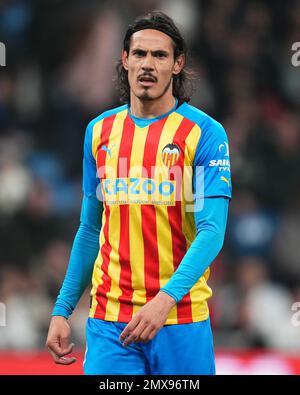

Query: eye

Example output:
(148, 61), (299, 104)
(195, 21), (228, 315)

(133, 50), (145, 57)
(155, 52), (167, 58)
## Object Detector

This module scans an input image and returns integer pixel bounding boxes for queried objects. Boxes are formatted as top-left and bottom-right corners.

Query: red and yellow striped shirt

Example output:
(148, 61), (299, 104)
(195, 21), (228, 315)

(88, 103), (214, 324)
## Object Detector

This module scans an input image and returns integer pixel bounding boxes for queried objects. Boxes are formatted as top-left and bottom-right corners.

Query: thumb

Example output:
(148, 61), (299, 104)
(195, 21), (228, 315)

(60, 336), (74, 355)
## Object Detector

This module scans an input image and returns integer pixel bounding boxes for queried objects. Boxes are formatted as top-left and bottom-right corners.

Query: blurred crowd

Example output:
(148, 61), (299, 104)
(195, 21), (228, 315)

(0, 0), (299, 351)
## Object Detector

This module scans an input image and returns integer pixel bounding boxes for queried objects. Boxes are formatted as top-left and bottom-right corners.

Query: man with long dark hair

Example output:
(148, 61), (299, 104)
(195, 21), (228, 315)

(46, 11), (232, 375)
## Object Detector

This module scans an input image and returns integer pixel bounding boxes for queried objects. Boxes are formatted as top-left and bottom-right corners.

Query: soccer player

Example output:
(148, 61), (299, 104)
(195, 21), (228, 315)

(46, 11), (232, 375)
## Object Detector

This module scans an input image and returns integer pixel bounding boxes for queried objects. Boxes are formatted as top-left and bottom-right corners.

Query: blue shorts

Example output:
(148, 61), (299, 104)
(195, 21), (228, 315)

(83, 317), (215, 375)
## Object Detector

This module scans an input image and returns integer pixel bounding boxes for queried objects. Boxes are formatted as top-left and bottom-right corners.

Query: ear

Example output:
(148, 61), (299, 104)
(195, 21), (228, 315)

(173, 54), (185, 76)
(122, 50), (129, 71)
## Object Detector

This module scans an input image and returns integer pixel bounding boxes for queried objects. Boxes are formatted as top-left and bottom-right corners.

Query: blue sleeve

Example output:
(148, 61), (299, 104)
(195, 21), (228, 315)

(51, 195), (102, 318)
(160, 196), (229, 303)
(193, 120), (232, 199)
(52, 122), (102, 318)
(83, 121), (100, 197)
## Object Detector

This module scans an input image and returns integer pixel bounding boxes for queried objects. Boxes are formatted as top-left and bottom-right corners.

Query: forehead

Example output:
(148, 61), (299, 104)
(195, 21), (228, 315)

(129, 29), (174, 51)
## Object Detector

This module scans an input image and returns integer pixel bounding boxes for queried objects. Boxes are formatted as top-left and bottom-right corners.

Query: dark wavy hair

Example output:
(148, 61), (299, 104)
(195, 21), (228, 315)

(115, 11), (195, 103)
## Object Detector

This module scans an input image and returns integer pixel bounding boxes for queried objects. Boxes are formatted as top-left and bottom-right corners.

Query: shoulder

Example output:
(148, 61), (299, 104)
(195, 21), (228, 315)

(84, 104), (128, 152)
(84, 104), (127, 158)
(86, 104), (128, 134)
(177, 102), (227, 142)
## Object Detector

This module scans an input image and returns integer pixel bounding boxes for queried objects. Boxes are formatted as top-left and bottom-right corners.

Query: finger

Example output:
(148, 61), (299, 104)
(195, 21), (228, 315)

(60, 336), (72, 351)
(122, 321), (147, 347)
(60, 340), (75, 356)
(139, 328), (157, 344)
(48, 348), (77, 365)
(148, 328), (158, 341)
(56, 356), (77, 365)
(119, 315), (140, 341)
(48, 341), (74, 358)
(137, 325), (155, 343)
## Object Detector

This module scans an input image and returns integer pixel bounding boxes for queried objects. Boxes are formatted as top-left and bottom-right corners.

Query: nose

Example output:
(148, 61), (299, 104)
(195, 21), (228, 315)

(141, 53), (154, 71)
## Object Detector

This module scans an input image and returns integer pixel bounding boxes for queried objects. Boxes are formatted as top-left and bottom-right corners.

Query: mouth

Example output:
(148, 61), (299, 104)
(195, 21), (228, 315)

(138, 75), (157, 87)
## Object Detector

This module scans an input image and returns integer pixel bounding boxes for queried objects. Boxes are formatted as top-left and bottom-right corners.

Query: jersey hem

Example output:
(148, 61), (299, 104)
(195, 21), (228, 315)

(89, 312), (210, 325)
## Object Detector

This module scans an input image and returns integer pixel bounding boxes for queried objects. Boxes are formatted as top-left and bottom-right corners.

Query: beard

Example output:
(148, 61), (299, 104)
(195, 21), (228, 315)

(135, 76), (173, 101)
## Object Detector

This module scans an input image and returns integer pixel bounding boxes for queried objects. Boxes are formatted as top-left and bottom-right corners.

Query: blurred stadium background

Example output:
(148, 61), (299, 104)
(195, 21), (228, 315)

(0, 0), (300, 375)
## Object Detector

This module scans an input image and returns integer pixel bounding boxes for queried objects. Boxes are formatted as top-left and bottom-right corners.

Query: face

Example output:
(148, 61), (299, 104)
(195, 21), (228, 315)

(122, 29), (184, 101)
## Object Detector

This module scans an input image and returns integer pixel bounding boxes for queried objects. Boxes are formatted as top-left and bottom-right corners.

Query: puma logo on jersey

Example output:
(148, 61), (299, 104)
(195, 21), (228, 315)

(220, 176), (230, 186)
(100, 144), (116, 158)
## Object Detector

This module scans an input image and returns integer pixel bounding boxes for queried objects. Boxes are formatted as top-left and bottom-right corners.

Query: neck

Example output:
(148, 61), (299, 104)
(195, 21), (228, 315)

(130, 92), (177, 119)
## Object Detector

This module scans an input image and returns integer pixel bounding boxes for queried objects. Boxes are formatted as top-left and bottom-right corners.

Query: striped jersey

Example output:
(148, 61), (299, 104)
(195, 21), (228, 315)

(83, 101), (232, 324)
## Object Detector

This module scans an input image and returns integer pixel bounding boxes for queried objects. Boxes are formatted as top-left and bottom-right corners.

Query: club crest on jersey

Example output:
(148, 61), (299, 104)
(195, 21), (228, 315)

(161, 143), (180, 168)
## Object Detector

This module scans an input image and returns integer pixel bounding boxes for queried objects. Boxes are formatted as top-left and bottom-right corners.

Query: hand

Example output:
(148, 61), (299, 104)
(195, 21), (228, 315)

(46, 316), (77, 365)
(119, 291), (176, 347)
